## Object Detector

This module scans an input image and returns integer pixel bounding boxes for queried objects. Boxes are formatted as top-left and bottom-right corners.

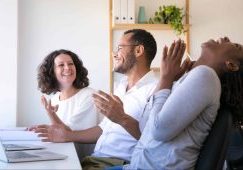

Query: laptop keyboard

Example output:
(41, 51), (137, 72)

(7, 151), (40, 159)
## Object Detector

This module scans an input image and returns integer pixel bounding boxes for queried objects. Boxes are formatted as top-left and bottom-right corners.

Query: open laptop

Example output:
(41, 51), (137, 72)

(3, 143), (45, 151)
(0, 141), (68, 163)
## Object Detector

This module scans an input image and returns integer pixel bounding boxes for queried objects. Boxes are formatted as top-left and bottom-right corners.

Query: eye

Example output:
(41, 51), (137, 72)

(58, 63), (64, 67)
(117, 46), (122, 51)
(68, 62), (74, 66)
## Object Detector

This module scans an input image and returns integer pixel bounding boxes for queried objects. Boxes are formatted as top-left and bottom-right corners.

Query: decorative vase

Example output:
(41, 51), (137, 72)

(138, 6), (146, 23)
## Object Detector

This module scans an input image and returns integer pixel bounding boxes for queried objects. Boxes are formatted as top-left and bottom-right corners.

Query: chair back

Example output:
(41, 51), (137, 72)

(195, 107), (232, 170)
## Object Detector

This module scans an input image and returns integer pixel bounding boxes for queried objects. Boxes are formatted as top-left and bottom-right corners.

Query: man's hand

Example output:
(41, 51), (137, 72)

(93, 90), (141, 140)
(34, 124), (71, 142)
(92, 90), (125, 124)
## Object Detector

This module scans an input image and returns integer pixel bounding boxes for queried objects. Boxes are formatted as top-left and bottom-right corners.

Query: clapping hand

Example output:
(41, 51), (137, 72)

(93, 90), (125, 124)
(156, 39), (191, 91)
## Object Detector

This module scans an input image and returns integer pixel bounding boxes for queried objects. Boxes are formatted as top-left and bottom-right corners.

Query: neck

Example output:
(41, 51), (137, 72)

(192, 55), (223, 77)
(125, 66), (150, 91)
(59, 86), (80, 100)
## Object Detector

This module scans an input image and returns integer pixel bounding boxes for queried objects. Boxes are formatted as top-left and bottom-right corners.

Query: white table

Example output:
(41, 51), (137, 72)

(0, 141), (82, 170)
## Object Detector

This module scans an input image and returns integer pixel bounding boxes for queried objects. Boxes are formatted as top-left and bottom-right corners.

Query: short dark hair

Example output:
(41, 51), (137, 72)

(124, 29), (157, 67)
(37, 49), (89, 94)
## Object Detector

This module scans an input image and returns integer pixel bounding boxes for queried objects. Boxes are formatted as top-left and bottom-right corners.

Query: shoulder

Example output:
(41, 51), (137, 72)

(77, 87), (95, 96)
(187, 65), (220, 84)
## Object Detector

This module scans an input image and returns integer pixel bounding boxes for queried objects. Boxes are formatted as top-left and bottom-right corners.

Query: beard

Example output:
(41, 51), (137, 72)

(114, 51), (137, 74)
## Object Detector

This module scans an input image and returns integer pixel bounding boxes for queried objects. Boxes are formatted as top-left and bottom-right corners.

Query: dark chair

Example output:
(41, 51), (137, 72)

(226, 127), (243, 170)
(195, 107), (233, 170)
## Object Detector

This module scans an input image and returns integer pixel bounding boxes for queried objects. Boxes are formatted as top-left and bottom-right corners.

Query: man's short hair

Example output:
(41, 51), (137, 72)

(124, 29), (157, 67)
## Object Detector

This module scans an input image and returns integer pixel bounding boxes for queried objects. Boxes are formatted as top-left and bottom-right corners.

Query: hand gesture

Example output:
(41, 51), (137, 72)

(157, 39), (190, 90)
(34, 124), (71, 142)
(41, 95), (63, 125)
(93, 90), (125, 124)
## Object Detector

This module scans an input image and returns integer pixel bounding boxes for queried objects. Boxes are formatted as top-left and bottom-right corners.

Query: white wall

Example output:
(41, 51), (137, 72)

(190, 0), (243, 59)
(0, 0), (243, 127)
(17, 0), (109, 126)
(0, 0), (17, 127)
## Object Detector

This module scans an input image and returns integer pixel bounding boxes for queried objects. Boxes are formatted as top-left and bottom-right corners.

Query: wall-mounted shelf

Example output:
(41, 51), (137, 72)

(112, 24), (190, 31)
(109, 0), (190, 92)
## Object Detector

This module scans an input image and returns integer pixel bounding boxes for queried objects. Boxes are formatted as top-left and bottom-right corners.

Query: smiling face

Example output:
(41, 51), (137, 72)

(201, 37), (243, 61)
(113, 33), (137, 74)
(54, 54), (76, 90)
(200, 37), (243, 72)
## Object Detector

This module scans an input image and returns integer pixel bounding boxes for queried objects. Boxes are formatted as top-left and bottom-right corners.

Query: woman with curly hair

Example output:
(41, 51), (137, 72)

(35, 49), (103, 131)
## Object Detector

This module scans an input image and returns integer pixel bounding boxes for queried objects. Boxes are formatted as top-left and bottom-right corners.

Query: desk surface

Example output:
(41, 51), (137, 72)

(0, 141), (82, 170)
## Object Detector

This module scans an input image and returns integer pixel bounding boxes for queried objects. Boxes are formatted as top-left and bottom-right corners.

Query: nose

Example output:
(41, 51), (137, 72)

(217, 37), (230, 44)
(64, 64), (71, 69)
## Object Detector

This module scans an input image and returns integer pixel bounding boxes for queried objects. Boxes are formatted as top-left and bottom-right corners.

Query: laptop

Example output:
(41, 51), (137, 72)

(3, 143), (45, 151)
(0, 141), (68, 163)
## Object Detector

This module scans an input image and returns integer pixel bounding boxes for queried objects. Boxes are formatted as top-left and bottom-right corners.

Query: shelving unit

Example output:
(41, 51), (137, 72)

(109, 0), (190, 92)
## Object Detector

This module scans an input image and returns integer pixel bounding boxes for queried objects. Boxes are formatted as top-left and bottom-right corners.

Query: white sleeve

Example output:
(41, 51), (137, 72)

(151, 66), (221, 141)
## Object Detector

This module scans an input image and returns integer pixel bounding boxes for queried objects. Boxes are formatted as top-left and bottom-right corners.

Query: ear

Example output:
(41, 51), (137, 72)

(225, 60), (239, 72)
(135, 45), (144, 57)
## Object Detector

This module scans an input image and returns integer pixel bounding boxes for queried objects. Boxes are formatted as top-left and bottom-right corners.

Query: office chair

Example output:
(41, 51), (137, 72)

(226, 127), (243, 170)
(195, 107), (232, 170)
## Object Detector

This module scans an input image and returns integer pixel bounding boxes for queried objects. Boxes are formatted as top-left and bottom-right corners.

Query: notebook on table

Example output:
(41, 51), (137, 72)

(0, 140), (68, 163)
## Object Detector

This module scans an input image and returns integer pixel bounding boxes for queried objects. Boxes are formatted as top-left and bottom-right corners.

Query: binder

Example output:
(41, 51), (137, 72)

(120, 0), (128, 24)
(127, 0), (135, 24)
(113, 0), (121, 24)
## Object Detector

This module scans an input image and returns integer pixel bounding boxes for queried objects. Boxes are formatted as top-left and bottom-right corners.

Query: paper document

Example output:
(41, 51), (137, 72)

(0, 127), (27, 131)
(0, 130), (40, 141)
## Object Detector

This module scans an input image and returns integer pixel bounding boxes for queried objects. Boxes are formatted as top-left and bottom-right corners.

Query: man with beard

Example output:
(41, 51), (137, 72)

(33, 29), (159, 170)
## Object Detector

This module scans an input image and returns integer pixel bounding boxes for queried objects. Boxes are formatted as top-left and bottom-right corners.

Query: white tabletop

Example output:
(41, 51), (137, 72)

(0, 141), (82, 170)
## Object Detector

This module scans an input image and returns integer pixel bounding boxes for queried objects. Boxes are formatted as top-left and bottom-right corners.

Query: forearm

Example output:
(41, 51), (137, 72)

(153, 78), (174, 94)
(65, 126), (102, 143)
(119, 114), (141, 140)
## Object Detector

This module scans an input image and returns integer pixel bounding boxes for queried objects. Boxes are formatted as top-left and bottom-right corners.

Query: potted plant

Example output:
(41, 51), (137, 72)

(149, 5), (185, 35)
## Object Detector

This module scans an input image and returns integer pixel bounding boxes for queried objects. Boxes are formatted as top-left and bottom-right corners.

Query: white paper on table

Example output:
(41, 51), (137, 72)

(0, 130), (41, 141)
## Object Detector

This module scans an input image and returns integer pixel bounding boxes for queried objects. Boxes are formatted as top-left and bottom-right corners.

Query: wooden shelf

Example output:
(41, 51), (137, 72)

(112, 24), (190, 31)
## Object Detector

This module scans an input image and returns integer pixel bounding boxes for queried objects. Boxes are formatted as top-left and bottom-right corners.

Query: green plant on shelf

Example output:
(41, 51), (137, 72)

(149, 5), (185, 35)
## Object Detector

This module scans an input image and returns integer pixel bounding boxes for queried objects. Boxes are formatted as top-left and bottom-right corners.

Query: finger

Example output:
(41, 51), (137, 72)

(41, 96), (48, 108)
(97, 90), (113, 101)
(94, 102), (108, 116)
(41, 138), (51, 142)
(47, 99), (52, 110)
(93, 98), (110, 110)
(111, 94), (123, 105)
(36, 124), (49, 129)
(27, 125), (37, 131)
(162, 45), (168, 61)
(177, 42), (186, 63)
(171, 39), (181, 58)
(93, 93), (110, 105)
(34, 128), (49, 133)
(180, 58), (191, 73)
(37, 133), (49, 138)
(168, 41), (175, 57)
(54, 105), (59, 112)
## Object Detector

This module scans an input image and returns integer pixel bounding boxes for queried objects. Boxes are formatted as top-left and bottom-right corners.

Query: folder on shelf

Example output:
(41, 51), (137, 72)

(127, 0), (135, 24)
(120, 0), (128, 24)
(113, 0), (121, 24)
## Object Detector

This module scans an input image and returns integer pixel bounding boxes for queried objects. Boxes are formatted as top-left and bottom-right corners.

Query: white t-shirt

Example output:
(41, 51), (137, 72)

(92, 71), (158, 161)
(51, 87), (103, 130)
